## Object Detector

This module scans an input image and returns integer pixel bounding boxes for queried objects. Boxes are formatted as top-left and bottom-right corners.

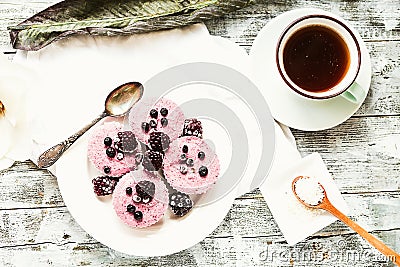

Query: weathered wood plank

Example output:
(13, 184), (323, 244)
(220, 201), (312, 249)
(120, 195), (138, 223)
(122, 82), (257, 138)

(0, 161), (63, 209)
(205, 0), (400, 43)
(0, 230), (398, 266)
(0, 191), (398, 250)
(356, 42), (400, 116)
(292, 116), (400, 193)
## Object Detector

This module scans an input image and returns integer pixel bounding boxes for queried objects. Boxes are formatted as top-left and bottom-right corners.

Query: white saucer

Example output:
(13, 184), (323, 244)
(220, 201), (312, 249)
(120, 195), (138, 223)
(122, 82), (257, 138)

(250, 8), (371, 131)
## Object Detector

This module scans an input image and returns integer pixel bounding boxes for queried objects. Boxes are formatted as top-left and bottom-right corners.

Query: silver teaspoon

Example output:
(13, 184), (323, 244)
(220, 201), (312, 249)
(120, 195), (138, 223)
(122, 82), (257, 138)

(37, 81), (144, 168)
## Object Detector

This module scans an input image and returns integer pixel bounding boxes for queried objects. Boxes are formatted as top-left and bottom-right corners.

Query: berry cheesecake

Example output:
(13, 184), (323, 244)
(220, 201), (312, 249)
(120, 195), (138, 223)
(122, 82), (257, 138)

(163, 136), (220, 194)
(112, 170), (169, 228)
(128, 97), (185, 146)
(87, 121), (138, 177)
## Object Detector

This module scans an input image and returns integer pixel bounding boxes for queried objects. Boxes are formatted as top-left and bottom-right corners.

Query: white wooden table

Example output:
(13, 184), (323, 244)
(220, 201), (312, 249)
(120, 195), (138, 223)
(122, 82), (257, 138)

(0, 0), (399, 266)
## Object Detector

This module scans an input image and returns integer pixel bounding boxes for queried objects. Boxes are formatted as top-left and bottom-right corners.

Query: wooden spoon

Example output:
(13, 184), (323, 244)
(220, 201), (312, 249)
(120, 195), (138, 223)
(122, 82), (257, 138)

(292, 176), (400, 266)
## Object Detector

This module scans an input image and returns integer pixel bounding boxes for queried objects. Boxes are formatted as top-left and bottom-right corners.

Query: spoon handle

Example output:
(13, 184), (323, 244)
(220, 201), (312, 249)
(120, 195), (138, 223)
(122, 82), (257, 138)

(37, 112), (108, 168)
(323, 201), (400, 266)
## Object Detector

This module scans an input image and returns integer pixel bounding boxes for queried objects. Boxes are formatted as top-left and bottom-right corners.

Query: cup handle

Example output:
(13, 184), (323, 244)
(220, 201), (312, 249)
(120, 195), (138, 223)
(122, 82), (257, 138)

(341, 82), (366, 104)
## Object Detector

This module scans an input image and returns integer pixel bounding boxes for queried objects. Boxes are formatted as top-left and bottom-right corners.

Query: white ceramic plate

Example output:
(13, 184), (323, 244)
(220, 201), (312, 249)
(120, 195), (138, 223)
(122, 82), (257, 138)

(250, 8), (372, 131)
(56, 62), (275, 256)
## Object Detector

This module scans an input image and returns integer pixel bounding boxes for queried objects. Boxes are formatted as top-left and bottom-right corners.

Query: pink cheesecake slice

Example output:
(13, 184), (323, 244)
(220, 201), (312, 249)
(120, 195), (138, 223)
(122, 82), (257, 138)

(112, 170), (168, 228)
(163, 136), (220, 194)
(87, 121), (138, 177)
(128, 97), (185, 145)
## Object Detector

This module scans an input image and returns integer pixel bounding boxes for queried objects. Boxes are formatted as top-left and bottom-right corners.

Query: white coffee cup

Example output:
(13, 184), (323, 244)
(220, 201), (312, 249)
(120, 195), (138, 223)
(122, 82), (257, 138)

(276, 14), (365, 103)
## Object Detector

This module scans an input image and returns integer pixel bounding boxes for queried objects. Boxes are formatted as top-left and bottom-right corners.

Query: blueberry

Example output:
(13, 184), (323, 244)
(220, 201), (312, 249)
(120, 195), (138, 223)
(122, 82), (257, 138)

(132, 195), (142, 203)
(116, 152), (124, 160)
(103, 166), (111, 174)
(106, 147), (116, 158)
(182, 145), (188, 153)
(180, 165), (188, 174)
(199, 166), (208, 177)
(142, 196), (152, 204)
(150, 120), (157, 128)
(160, 108), (168, 117)
(180, 154), (187, 162)
(161, 117), (168, 127)
(141, 122), (150, 133)
(134, 210), (143, 221)
(198, 151), (205, 160)
(150, 109), (158, 119)
(104, 137), (112, 147)
(126, 187), (133, 195)
(127, 204), (136, 213)
(186, 158), (194, 167)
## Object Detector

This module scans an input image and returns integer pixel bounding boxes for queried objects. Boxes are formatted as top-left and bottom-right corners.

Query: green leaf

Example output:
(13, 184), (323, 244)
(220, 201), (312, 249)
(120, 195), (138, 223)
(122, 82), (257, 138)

(8, 0), (253, 51)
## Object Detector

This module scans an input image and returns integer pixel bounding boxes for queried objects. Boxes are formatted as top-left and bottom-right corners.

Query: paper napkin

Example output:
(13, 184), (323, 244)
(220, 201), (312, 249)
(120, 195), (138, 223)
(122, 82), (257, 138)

(260, 152), (349, 245)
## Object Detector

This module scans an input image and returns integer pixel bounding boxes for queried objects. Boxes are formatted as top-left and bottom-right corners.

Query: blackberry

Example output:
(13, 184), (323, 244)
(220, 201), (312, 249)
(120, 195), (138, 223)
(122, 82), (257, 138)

(92, 176), (117, 196)
(160, 108), (168, 117)
(114, 131), (137, 153)
(142, 150), (163, 171)
(127, 204), (136, 213)
(182, 118), (203, 138)
(161, 117), (168, 127)
(150, 109), (158, 119)
(199, 166), (208, 177)
(148, 132), (170, 152)
(106, 147), (116, 158)
(169, 192), (193, 217)
(109, 176), (121, 182)
(141, 122), (150, 133)
(198, 151), (205, 160)
(104, 137), (112, 147)
(135, 180), (156, 199)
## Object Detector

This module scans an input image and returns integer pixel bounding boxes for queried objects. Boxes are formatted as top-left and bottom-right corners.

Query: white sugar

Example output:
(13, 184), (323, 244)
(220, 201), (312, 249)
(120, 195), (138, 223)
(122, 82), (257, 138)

(294, 176), (324, 206)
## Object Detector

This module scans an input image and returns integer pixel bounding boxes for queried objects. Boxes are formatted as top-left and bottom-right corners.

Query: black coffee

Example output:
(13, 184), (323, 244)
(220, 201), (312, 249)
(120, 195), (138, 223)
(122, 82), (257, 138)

(283, 25), (350, 92)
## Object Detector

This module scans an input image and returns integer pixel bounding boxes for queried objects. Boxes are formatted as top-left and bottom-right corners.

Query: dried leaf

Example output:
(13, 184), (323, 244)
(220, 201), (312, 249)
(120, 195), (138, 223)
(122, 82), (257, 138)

(8, 0), (253, 51)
